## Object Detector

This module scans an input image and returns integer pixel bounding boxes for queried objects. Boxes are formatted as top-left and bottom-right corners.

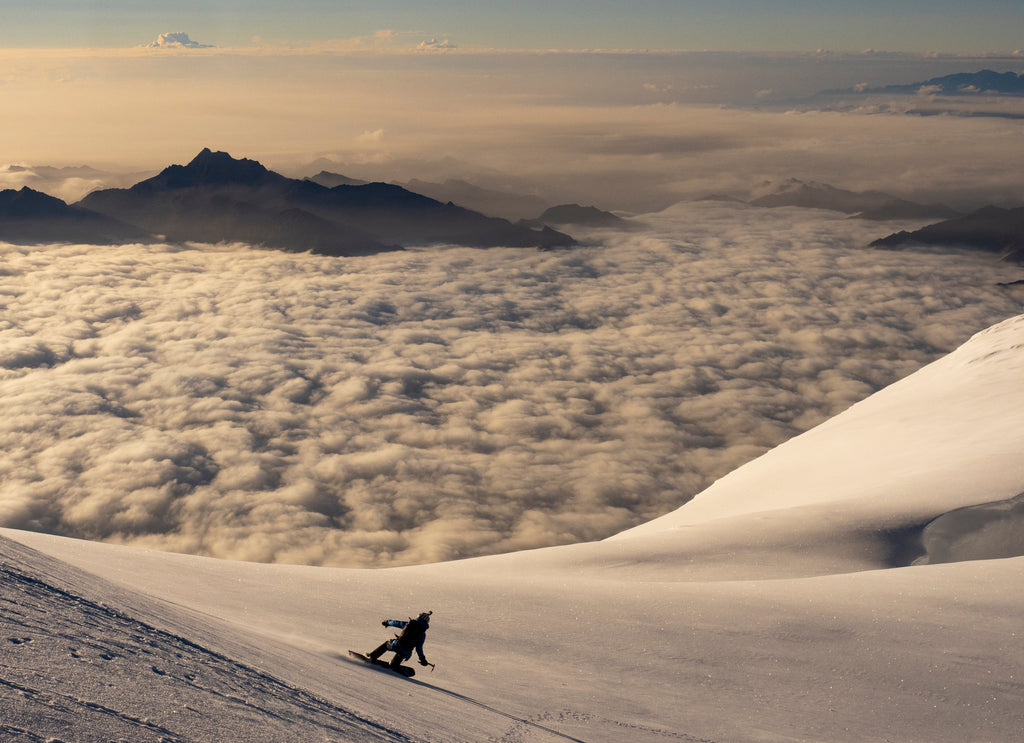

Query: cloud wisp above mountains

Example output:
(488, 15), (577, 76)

(1, 203), (1020, 566)
(144, 32), (214, 50)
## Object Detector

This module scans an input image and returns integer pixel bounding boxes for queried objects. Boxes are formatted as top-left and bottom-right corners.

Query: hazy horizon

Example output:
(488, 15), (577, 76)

(3, 42), (1024, 213)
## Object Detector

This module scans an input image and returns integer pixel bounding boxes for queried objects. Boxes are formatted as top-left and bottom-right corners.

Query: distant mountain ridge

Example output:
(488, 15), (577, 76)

(748, 179), (896, 213)
(76, 149), (574, 254)
(818, 69), (1024, 99)
(871, 206), (1024, 263)
(868, 69), (1024, 97)
(0, 187), (149, 245)
(305, 171), (368, 188)
(518, 203), (636, 230)
(703, 179), (960, 220)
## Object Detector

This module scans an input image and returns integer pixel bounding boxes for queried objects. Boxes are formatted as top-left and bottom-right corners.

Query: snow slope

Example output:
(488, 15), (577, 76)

(5, 315), (1024, 741)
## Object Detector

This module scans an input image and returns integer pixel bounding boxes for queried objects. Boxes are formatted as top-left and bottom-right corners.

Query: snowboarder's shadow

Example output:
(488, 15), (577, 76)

(335, 652), (395, 672)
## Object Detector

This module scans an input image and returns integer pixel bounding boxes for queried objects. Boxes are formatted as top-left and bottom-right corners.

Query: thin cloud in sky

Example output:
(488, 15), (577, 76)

(144, 32), (214, 49)
(1, 1), (1023, 52)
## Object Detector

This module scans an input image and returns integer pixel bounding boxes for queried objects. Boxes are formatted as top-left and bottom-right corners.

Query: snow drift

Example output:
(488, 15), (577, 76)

(917, 490), (1024, 564)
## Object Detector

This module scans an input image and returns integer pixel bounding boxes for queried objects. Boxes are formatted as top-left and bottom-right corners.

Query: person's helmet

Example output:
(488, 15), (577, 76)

(417, 611), (432, 624)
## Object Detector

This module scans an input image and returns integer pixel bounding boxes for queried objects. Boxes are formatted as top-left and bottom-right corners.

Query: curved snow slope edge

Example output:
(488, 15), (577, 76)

(614, 313), (1024, 553)
(918, 490), (1024, 564)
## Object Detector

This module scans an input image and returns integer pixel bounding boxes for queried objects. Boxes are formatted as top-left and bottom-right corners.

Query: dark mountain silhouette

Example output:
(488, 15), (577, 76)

(871, 206), (1024, 263)
(528, 203), (631, 228)
(814, 70), (1024, 101)
(305, 171), (368, 188)
(869, 70), (1024, 97)
(0, 187), (151, 245)
(401, 178), (548, 222)
(79, 151), (385, 255)
(79, 149), (573, 254)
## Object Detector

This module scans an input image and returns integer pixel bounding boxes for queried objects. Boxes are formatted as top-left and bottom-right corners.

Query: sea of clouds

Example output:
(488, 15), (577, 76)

(1, 202), (1021, 566)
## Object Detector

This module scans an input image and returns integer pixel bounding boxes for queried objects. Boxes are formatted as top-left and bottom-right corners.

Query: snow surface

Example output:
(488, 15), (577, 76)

(4, 316), (1024, 741)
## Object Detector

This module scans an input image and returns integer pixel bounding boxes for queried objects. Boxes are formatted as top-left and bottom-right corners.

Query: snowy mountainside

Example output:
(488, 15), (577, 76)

(4, 314), (1024, 741)
(0, 537), (414, 743)
(614, 313), (1024, 562)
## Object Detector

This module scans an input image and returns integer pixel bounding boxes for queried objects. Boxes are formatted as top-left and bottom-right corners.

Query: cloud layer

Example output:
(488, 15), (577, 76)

(0, 204), (1021, 566)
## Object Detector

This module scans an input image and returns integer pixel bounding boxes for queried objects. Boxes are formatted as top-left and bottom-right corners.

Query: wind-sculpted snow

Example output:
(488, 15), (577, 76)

(917, 491), (1024, 564)
(0, 202), (1021, 566)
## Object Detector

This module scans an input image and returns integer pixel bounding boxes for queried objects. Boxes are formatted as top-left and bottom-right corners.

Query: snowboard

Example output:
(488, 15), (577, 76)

(348, 650), (416, 678)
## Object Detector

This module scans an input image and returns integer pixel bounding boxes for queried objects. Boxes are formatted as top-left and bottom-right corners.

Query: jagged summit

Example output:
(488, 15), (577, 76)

(135, 148), (286, 192)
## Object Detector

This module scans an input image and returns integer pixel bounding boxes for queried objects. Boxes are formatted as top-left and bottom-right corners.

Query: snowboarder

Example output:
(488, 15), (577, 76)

(366, 611), (433, 674)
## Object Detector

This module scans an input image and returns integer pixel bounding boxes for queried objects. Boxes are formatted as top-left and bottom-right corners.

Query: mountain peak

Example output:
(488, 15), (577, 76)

(181, 148), (275, 185)
(137, 149), (282, 192)
(0, 186), (69, 218)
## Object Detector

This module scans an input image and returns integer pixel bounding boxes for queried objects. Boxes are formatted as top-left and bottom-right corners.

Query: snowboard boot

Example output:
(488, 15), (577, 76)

(367, 642), (389, 661)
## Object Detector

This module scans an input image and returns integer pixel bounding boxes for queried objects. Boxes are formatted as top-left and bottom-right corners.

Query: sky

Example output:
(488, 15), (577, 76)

(2, 1), (1023, 192)
(3, 0), (1024, 52)
(2, 45), (1023, 207)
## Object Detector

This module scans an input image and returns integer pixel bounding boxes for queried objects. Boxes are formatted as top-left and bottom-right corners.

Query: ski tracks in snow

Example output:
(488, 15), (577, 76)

(407, 678), (715, 743)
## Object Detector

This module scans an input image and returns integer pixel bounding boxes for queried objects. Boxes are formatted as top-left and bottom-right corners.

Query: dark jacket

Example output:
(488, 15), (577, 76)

(384, 618), (428, 663)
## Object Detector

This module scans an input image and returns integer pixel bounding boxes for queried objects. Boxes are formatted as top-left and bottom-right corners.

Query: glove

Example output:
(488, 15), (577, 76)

(381, 620), (388, 626)
(419, 658), (429, 666)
